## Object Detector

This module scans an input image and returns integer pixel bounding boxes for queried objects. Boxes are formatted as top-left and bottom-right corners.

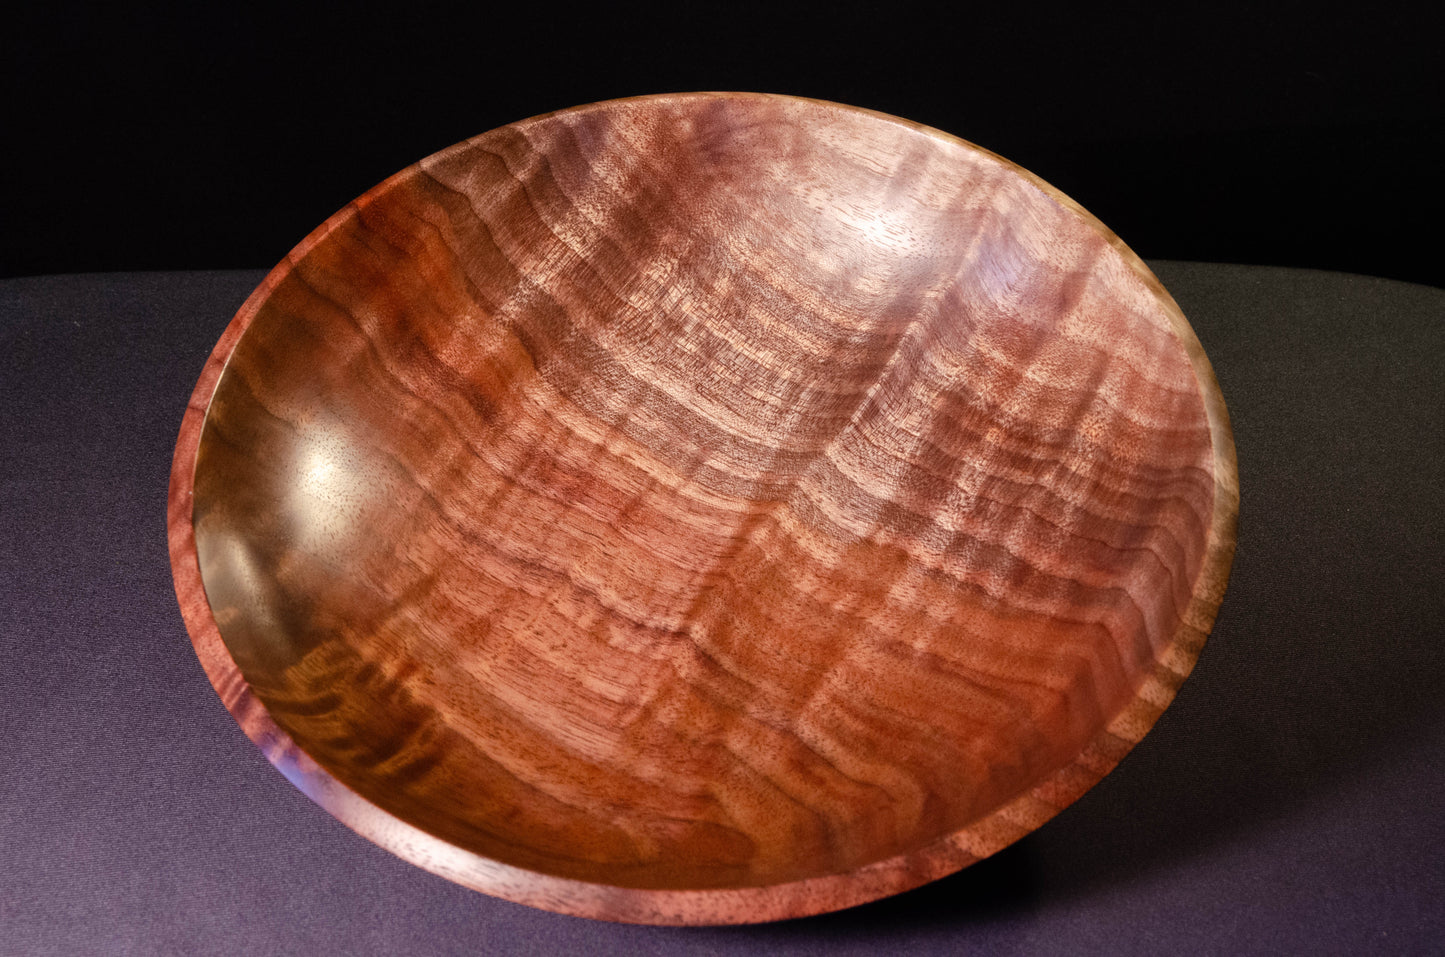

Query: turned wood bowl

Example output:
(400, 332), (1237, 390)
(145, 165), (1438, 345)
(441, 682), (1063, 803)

(168, 92), (1237, 924)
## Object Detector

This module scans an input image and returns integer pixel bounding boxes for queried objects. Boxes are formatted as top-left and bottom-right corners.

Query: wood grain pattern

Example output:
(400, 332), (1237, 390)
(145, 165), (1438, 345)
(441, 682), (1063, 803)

(168, 92), (1237, 924)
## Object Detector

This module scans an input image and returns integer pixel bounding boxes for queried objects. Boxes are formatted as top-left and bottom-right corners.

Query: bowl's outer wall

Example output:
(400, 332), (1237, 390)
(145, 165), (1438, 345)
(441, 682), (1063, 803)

(166, 93), (1231, 925)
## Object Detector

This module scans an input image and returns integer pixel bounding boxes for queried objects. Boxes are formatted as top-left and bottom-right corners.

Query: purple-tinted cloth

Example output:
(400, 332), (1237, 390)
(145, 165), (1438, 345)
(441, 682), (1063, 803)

(1, 264), (1441, 955)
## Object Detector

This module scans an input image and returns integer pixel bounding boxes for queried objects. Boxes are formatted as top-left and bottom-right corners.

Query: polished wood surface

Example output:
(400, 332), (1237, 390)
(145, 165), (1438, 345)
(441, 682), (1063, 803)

(168, 92), (1237, 924)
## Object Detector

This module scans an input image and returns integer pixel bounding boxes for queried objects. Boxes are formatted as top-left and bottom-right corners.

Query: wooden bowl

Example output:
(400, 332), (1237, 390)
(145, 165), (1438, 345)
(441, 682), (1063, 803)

(168, 92), (1237, 924)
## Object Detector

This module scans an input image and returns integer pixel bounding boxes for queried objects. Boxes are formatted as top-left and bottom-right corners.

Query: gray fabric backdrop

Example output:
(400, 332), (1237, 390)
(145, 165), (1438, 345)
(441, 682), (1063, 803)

(2, 263), (1441, 954)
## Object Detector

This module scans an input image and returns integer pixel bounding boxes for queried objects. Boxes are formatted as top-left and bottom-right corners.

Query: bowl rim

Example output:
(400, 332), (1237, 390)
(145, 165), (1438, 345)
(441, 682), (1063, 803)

(167, 90), (1239, 925)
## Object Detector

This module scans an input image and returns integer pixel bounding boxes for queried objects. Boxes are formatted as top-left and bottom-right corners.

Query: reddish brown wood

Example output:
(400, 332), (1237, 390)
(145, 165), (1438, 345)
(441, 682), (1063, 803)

(168, 92), (1237, 924)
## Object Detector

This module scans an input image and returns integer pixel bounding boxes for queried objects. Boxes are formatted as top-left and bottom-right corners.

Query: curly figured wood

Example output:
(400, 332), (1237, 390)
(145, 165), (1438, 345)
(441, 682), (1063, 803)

(169, 93), (1237, 923)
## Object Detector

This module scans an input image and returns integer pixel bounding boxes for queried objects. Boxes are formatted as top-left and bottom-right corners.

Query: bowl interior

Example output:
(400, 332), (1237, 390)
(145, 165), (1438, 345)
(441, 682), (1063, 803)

(189, 95), (1219, 892)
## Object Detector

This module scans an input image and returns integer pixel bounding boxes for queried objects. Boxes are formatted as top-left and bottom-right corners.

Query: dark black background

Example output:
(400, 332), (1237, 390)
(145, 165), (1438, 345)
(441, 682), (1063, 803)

(4, 1), (1441, 286)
